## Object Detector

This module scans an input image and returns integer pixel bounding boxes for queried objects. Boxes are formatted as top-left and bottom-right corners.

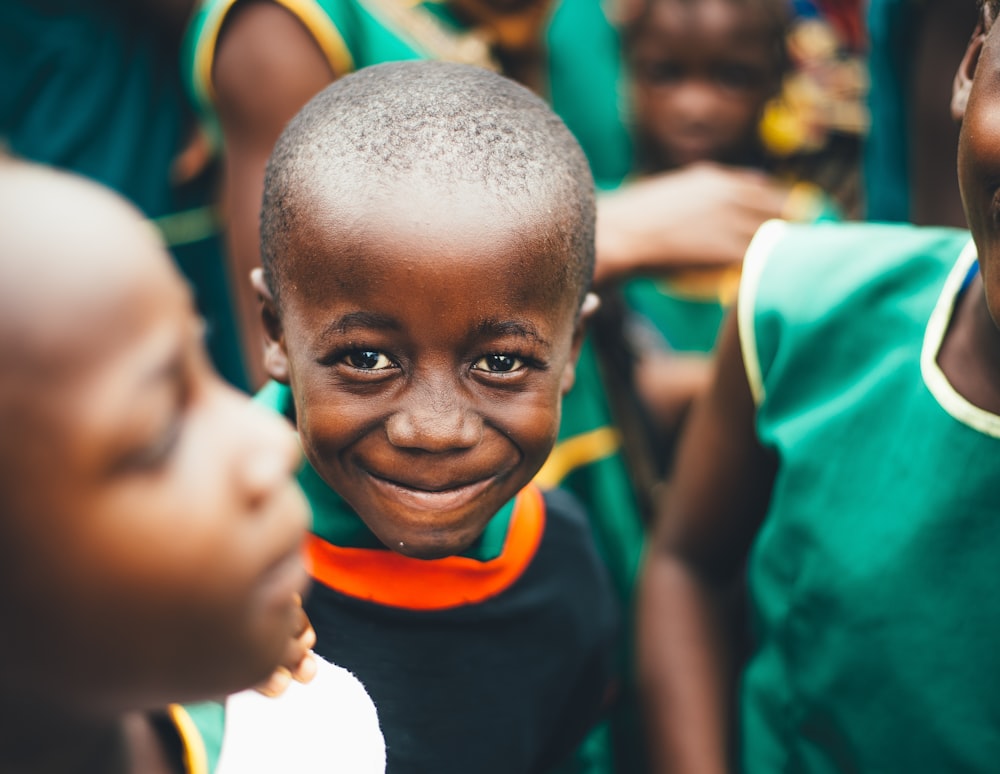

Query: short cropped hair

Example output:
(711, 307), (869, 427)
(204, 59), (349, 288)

(260, 61), (596, 309)
(981, 0), (999, 21)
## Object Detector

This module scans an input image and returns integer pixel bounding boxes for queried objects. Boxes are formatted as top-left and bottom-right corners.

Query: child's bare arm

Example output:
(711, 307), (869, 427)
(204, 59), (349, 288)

(593, 163), (793, 286)
(213, 2), (336, 388)
(636, 311), (776, 774)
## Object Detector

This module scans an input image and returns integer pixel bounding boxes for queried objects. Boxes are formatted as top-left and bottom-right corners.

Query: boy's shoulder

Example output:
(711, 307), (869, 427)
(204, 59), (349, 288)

(740, 219), (976, 410)
(743, 219), (972, 332)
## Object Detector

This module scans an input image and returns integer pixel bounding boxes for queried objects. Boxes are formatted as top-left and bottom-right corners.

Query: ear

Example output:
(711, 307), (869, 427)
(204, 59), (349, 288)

(953, 20), (987, 122)
(250, 268), (291, 385)
(560, 292), (601, 395)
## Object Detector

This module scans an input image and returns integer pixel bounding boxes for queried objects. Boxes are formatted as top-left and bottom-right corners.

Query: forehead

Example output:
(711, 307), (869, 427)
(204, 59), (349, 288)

(636, 0), (776, 48)
(283, 181), (581, 310)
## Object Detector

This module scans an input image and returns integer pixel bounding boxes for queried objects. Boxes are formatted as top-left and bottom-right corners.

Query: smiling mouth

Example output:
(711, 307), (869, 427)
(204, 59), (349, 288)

(367, 472), (496, 513)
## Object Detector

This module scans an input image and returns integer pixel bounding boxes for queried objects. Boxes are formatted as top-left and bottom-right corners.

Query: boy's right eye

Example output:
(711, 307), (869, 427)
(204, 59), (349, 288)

(344, 349), (395, 371)
(640, 60), (682, 85)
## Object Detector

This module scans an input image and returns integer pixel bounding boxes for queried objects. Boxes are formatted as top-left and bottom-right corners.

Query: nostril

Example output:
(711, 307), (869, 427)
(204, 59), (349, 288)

(385, 406), (483, 451)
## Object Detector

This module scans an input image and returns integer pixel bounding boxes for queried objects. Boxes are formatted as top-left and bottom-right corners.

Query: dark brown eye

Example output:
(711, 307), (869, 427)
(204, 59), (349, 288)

(346, 350), (394, 370)
(473, 354), (523, 372)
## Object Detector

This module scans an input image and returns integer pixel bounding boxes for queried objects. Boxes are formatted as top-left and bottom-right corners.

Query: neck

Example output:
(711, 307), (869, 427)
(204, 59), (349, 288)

(938, 274), (1000, 414)
(0, 698), (175, 774)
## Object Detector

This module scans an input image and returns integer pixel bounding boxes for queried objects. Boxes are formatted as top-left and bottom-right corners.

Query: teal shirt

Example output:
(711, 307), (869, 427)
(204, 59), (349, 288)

(1, 0), (246, 389)
(738, 220), (1000, 771)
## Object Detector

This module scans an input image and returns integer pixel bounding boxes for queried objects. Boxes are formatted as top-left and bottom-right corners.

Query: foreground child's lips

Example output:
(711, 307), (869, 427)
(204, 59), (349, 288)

(366, 471), (496, 513)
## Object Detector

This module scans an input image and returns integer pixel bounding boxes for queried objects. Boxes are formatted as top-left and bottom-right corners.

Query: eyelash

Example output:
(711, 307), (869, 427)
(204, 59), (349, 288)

(126, 417), (182, 472)
(332, 348), (534, 376)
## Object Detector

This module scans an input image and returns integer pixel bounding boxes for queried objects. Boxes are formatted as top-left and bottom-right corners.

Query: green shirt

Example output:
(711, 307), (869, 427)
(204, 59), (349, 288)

(738, 220), (1000, 771)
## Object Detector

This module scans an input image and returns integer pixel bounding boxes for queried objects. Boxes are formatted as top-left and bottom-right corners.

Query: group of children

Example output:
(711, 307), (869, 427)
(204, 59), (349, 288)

(6, 0), (1000, 773)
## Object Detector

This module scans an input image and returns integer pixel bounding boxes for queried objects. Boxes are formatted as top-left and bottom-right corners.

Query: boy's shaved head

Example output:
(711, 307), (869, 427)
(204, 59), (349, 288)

(260, 60), (596, 308)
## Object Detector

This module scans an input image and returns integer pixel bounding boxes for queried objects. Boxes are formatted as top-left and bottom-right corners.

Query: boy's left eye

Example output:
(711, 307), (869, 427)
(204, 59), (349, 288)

(345, 349), (395, 370)
(472, 354), (524, 373)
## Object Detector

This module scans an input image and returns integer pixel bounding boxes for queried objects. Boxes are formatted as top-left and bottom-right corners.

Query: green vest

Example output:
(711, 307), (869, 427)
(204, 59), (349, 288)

(739, 220), (1000, 771)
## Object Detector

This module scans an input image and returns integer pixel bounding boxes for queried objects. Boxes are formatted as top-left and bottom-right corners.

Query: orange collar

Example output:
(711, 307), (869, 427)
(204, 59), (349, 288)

(305, 484), (546, 610)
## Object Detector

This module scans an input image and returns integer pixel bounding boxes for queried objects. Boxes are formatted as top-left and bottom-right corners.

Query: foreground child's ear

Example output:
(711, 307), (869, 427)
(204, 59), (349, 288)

(560, 292), (601, 395)
(953, 20), (987, 121)
(250, 268), (291, 385)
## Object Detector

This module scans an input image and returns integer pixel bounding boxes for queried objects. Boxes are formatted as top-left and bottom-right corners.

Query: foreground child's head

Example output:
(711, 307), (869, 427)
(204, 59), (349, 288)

(256, 61), (597, 560)
(624, 0), (789, 170)
(0, 161), (310, 718)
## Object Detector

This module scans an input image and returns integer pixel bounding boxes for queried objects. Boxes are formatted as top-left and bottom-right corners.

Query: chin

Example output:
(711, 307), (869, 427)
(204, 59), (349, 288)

(378, 521), (486, 560)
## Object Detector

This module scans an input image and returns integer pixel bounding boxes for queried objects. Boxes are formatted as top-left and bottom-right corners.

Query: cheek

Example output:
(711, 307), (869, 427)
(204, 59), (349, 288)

(489, 384), (563, 460)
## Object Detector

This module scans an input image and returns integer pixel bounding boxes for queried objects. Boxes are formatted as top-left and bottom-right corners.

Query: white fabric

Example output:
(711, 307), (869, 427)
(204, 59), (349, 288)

(216, 654), (386, 773)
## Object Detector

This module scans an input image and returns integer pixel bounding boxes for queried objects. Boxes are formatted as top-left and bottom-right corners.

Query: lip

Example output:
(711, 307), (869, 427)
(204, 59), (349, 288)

(366, 471), (497, 514)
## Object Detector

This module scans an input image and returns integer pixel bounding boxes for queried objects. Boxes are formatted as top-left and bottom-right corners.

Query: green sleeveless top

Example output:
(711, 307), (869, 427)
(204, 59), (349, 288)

(737, 220), (1000, 771)
(181, 0), (631, 188)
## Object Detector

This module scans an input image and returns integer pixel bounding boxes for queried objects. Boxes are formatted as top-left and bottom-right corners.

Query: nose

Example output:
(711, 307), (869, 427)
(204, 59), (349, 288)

(671, 78), (719, 124)
(222, 385), (302, 507)
(384, 377), (483, 453)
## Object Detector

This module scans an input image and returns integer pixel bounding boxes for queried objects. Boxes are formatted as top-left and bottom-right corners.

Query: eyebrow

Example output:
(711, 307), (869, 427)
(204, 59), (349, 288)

(130, 320), (203, 396)
(321, 311), (402, 339)
(477, 319), (550, 347)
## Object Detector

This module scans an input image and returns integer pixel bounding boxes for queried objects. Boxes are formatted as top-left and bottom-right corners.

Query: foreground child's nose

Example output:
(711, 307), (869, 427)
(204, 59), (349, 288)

(222, 387), (302, 500)
(384, 389), (483, 452)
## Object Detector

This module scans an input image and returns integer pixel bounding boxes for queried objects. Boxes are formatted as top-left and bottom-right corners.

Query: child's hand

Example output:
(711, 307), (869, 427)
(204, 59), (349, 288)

(594, 163), (795, 285)
(254, 595), (318, 698)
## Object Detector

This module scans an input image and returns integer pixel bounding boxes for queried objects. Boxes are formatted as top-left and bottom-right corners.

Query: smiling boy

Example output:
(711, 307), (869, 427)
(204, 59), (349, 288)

(252, 61), (618, 773)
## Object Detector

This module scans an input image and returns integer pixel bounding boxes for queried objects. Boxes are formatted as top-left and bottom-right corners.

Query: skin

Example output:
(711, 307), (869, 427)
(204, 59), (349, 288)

(0, 163), (311, 773)
(209, 0), (793, 387)
(255, 181), (594, 560)
(628, 0), (783, 170)
(637, 6), (1000, 773)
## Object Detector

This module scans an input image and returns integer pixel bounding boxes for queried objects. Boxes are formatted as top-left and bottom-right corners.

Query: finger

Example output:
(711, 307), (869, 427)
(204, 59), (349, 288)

(255, 666), (292, 698)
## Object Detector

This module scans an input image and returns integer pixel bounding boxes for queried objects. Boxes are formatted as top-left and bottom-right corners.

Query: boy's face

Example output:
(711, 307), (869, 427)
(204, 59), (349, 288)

(266, 185), (589, 559)
(629, 0), (780, 169)
(956, 9), (1000, 322)
(0, 210), (309, 711)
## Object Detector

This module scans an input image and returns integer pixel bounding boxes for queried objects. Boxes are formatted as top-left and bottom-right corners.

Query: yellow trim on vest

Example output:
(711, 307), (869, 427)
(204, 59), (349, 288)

(737, 218), (789, 407)
(193, 0), (239, 107)
(270, 0), (355, 75)
(533, 426), (621, 488)
(168, 704), (209, 774)
(194, 0), (354, 106)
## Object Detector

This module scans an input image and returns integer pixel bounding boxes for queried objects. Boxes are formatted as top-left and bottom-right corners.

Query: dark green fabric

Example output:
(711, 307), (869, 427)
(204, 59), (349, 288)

(863, 0), (916, 221)
(0, 0), (247, 389)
